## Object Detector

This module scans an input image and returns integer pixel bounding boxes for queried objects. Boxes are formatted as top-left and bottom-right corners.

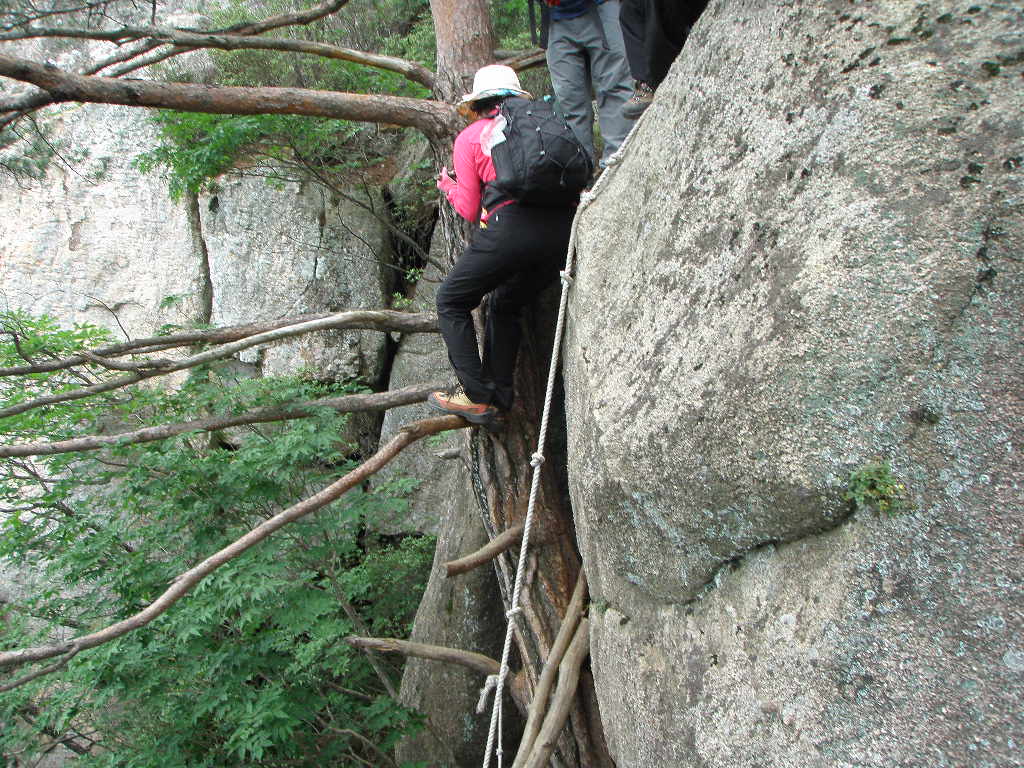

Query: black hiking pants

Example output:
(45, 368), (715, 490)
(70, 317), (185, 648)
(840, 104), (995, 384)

(619, 0), (709, 87)
(436, 203), (574, 411)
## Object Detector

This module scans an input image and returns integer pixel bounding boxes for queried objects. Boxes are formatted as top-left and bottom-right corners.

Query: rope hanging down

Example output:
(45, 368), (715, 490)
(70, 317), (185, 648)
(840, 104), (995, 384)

(479, 124), (637, 767)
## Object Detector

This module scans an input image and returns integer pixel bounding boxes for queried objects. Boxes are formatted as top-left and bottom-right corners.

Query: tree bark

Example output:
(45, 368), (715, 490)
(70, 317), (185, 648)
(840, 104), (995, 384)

(420, 3), (611, 764)
(429, 0), (495, 102)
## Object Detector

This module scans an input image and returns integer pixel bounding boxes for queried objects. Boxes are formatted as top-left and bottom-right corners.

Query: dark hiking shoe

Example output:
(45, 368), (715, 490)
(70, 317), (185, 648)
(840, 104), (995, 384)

(622, 81), (655, 119)
(428, 385), (499, 425)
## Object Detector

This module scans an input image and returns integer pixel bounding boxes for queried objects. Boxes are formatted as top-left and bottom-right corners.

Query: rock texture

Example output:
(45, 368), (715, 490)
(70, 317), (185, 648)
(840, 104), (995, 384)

(372, 258), (459, 535)
(564, 1), (1023, 766)
(200, 177), (389, 382)
(0, 105), (206, 334)
(1, 108), (389, 384)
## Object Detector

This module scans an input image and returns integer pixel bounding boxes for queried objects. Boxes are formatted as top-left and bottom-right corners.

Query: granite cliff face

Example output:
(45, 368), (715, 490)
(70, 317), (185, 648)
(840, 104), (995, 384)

(564, 1), (1023, 765)
(0, 104), (389, 382)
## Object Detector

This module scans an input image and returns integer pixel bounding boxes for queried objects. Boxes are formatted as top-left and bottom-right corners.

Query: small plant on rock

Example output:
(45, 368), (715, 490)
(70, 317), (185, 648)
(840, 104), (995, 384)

(844, 461), (909, 516)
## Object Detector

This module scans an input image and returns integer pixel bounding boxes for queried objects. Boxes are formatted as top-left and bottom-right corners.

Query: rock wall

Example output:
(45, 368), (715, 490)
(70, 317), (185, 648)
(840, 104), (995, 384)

(1, 105), (389, 381)
(564, 1), (1023, 766)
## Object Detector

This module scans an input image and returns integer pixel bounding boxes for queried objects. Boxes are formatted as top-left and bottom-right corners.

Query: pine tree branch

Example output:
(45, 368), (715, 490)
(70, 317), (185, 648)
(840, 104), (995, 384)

(0, 310), (439, 420)
(0, 53), (457, 137)
(0, 414), (469, 679)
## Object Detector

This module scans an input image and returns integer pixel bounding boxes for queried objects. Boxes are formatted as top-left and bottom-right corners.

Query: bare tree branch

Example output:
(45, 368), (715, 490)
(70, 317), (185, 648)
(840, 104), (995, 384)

(0, 381), (444, 457)
(498, 48), (547, 73)
(0, 310), (439, 420)
(0, 313), (335, 377)
(444, 523), (523, 577)
(0, 53), (457, 138)
(77, 350), (166, 371)
(0, 27), (436, 89)
(344, 636), (499, 677)
(521, 619), (591, 768)
(0, 0), (356, 128)
(512, 572), (588, 768)
(0, 414), (469, 678)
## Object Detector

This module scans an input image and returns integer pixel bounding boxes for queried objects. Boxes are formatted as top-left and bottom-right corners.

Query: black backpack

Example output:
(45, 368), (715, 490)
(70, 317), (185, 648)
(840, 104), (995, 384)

(487, 97), (593, 207)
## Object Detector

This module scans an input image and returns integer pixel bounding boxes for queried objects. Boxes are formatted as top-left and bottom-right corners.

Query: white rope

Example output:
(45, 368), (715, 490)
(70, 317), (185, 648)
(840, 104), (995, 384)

(479, 118), (643, 768)
(477, 674), (499, 714)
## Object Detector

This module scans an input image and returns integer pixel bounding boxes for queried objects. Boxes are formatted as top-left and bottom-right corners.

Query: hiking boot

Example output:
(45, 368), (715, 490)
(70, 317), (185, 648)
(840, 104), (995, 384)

(622, 81), (655, 120)
(428, 385), (498, 425)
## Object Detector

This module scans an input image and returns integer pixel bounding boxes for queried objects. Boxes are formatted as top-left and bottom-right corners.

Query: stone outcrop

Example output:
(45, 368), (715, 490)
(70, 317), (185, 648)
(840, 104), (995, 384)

(1, 106), (389, 382)
(395, 466), (518, 767)
(564, 1), (1023, 765)
(200, 176), (389, 382)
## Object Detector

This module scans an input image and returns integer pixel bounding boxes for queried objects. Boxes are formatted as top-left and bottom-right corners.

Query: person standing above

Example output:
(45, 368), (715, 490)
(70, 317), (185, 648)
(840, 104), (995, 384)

(429, 65), (578, 426)
(619, 0), (710, 118)
(542, 0), (635, 167)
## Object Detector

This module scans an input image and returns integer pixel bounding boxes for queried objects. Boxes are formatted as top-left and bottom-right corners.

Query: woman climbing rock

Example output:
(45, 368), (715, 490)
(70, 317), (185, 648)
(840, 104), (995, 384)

(429, 64), (586, 425)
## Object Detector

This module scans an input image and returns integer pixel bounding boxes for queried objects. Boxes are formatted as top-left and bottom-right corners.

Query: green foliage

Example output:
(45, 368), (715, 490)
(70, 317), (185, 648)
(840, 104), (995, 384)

(135, 0), (437, 199)
(844, 461), (909, 516)
(134, 112), (369, 200)
(0, 123), (57, 179)
(0, 312), (435, 766)
(490, 0), (535, 51)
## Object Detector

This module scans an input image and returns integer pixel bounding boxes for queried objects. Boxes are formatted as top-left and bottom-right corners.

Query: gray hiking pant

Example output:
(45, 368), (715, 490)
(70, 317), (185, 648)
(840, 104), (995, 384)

(545, 0), (636, 166)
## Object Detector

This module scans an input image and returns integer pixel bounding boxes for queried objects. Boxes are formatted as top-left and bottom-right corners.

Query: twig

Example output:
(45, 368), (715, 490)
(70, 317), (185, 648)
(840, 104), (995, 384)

(330, 728), (400, 768)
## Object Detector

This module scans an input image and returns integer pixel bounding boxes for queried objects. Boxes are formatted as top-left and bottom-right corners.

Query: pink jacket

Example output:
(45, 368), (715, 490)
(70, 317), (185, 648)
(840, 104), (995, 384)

(437, 116), (498, 222)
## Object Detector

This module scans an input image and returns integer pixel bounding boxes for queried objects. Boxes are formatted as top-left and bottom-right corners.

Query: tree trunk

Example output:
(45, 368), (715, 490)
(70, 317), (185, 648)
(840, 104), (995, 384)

(427, 4), (613, 764)
(429, 0), (495, 101)
(417, 3), (610, 765)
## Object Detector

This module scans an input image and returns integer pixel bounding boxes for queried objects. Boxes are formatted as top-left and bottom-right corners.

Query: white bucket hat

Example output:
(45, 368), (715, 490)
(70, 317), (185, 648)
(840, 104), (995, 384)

(459, 64), (532, 105)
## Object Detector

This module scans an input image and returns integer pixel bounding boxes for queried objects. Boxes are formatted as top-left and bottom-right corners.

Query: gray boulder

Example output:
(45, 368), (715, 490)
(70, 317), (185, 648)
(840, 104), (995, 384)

(200, 176), (389, 383)
(564, 1), (1023, 765)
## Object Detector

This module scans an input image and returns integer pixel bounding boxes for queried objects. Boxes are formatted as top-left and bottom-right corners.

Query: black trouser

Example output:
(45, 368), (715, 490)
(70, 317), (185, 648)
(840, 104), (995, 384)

(619, 0), (708, 87)
(436, 203), (574, 411)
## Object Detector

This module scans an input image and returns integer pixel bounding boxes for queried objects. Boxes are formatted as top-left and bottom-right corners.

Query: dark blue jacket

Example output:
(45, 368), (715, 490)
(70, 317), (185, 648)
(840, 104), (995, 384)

(544, 0), (606, 22)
